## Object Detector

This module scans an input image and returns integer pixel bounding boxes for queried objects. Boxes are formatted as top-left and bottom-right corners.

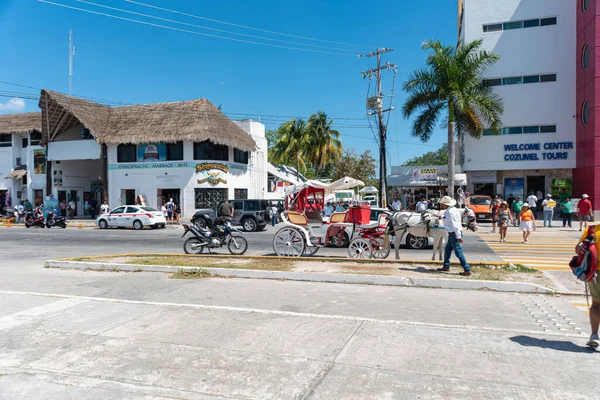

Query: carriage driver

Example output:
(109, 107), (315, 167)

(436, 196), (471, 276)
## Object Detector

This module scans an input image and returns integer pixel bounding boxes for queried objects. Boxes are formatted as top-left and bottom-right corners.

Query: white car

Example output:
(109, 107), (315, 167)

(96, 205), (167, 230)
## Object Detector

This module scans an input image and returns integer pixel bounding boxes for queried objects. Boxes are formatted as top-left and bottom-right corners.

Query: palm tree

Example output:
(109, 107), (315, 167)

(402, 39), (503, 195)
(307, 111), (343, 176)
(270, 118), (309, 180)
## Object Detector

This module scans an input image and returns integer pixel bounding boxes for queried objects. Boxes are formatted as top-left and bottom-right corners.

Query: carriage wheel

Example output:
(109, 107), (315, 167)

(370, 237), (390, 259)
(304, 237), (320, 256)
(273, 227), (306, 257)
(347, 238), (373, 259)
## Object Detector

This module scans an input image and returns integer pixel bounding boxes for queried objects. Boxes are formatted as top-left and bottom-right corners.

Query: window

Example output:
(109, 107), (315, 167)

(483, 23), (502, 33)
(483, 78), (502, 86)
(503, 21), (522, 30)
(506, 127), (523, 135)
(523, 126), (540, 134)
(582, 44), (590, 69)
(194, 188), (228, 209)
(30, 132), (41, 146)
(583, 0), (590, 12)
(582, 101), (589, 125)
(0, 134), (11, 147)
(523, 75), (540, 84)
(503, 76), (522, 85)
(540, 17), (557, 26)
(232, 201), (244, 210)
(110, 206), (126, 214)
(234, 189), (248, 200)
(22, 138), (28, 148)
(234, 149), (249, 164)
(244, 200), (260, 211)
(482, 129), (496, 136)
(540, 125), (557, 133)
(166, 141), (183, 161)
(140, 206), (159, 212)
(523, 19), (540, 28)
(193, 141), (229, 161)
(125, 206), (139, 213)
(540, 74), (557, 82)
(117, 144), (137, 163)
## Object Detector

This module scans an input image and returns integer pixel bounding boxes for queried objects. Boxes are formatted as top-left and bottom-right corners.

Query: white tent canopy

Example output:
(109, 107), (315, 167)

(359, 186), (378, 194)
(326, 176), (365, 193)
(284, 179), (330, 196)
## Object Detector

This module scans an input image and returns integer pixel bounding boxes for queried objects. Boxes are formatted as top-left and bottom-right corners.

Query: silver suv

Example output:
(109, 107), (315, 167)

(226, 199), (268, 232)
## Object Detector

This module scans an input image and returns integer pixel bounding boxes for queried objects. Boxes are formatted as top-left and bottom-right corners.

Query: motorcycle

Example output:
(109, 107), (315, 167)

(182, 218), (248, 255)
(24, 210), (46, 228)
(46, 211), (67, 229)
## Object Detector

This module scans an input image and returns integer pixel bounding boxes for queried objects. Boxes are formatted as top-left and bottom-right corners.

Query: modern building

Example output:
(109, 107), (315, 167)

(459, 0), (577, 203)
(0, 112), (46, 210)
(37, 90), (270, 218)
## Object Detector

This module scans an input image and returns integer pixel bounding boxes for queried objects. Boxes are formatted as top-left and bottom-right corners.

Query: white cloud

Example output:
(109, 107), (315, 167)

(0, 97), (26, 113)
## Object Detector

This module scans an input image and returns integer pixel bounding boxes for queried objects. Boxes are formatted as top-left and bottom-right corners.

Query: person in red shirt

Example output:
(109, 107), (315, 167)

(578, 194), (594, 232)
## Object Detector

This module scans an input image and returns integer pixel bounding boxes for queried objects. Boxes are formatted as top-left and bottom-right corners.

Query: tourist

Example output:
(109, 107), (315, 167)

(322, 202), (334, 217)
(100, 200), (109, 214)
(578, 194), (594, 232)
(59, 199), (66, 217)
(270, 203), (279, 226)
(335, 201), (345, 212)
(218, 200), (234, 218)
(175, 203), (181, 224)
(542, 194), (556, 228)
(560, 196), (572, 228)
(161, 203), (168, 217)
(507, 193), (515, 209)
(490, 195), (500, 233)
(436, 196), (471, 276)
(497, 202), (513, 242)
(416, 195), (429, 212)
(391, 197), (402, 211)
(519, 203), (536, 243)
(575, 225), (600, 349)
(15, 201), (24, 224)
(526, 192), (538, 220)
(512, 196), (523, 226)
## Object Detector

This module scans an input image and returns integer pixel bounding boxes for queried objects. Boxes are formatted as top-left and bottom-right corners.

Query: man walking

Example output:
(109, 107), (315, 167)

(542, 194), (556, 228)
(416, 195), (429, 212)
(526, 192), (538, 220)
(391, 197), (402, 211)
(437, 196), (471, 276)
(270, 204), (278, 226)
(100, 200), (109, 215)
(578, 194), (593, 232)
(15, 201), (24, 224)
(68, 199), (76, 219)
(166, 198), (175, 223)
(512, 196), (523, 226)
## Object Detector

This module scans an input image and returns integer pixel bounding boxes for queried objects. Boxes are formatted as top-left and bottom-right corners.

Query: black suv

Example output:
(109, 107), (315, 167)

(191, 199), (269, 232)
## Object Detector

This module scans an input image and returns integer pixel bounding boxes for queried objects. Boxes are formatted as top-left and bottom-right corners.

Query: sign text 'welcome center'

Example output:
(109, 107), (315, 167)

(503, 142), (573, 161)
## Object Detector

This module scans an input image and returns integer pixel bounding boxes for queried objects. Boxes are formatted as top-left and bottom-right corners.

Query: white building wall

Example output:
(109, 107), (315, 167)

(0, 147), (13, 191)
(0, 133), (44, 203)
(462, 0), (576, 172)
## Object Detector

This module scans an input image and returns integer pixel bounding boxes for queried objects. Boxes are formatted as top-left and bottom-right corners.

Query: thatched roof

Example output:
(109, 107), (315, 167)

(0, 112), (41, 135)
(39, 90), (256, 151)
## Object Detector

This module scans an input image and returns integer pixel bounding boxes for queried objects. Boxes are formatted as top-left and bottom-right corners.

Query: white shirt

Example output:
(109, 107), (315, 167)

(16, 204), (24, 214)
(391, 200), (401, 211)
(542, 198), (556, 211)
(443, 206), (463, 239)
(271, 206), (278, 216)
(416, 201), (428, 211)
(527, 195), (537, 207)
(161, 205), (167, 215)
(100, 204), (109, 214)
(69, 201), (76, 210)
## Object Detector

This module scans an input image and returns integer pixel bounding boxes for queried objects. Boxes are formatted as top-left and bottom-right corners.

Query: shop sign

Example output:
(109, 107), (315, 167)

(504, 178), (524, 199)
(108, 162), (194, 170)
(412, 168), (438, 181)
(33, 149), (46, 174)
(53, 170), (63, 187)
(470, 171), (497, 183)
(157, 174), (181, 185)
(196, 163), (228, 185)
(503, 142), (573, 162)
(137, 143), (167, 162)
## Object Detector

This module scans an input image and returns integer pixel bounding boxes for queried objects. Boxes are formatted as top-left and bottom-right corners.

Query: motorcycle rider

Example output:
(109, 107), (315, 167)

(34, 203), (44, 220)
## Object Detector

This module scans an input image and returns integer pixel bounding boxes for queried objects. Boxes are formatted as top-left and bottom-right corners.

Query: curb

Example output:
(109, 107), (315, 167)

(45, 260), (555, 294)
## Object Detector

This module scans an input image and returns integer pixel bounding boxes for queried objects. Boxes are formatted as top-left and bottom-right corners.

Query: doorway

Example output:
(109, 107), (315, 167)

(526, 176), (546, 197)
(120, 189), (136, 206)
(473, 183), (494, 197)
(159, 188), (181, 210)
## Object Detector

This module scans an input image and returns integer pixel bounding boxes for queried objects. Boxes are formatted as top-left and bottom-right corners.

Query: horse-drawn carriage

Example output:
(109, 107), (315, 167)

(272, 179), (390, 258)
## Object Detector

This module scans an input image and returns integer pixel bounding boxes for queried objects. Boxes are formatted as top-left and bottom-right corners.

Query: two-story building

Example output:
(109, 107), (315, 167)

(38, 89), (268, 218)
(0, 112), (46, 211)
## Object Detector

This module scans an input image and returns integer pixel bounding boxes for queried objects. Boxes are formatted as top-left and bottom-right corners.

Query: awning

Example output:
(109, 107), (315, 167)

(267, 163), (302, 186)
(6, 169), (27, 179)
(388, 173), (467, 187)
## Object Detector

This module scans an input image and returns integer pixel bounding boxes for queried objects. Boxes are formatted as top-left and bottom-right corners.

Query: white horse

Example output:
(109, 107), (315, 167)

(385, 208), (478, 260)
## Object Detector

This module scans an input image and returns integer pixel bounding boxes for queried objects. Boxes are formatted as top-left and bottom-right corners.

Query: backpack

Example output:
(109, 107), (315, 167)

(167, 202), (174, 211)
(569, 226), (598, 282)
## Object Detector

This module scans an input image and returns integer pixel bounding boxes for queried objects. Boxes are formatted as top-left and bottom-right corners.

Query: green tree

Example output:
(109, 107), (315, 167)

(269, 118), (310, 180)
(331, 149), (377, 187)
(402, 39), (503, 193)
(403, 143), (448, 166)
(306, 111), (343, 175)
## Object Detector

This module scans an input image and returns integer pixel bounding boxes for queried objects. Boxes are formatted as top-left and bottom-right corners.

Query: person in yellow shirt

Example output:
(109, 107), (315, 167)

(577, 225), (600, 349)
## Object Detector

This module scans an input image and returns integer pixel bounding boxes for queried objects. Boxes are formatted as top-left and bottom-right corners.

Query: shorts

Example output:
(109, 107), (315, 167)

(579, 215), (591, 222)
(520, 221), (533, 231)
(167, 211), (173, 218)
(590, 279), (600, 302)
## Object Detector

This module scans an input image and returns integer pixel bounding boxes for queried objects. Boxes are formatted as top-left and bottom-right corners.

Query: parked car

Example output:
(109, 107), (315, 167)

(324, 208), (433, 249)
(96, 205), (166, 230)
(466, 195), (493, 221)
(191, 199), (269, 232)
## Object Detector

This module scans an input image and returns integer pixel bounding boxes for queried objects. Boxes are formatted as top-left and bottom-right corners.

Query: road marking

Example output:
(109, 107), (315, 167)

(0, 298), (87, 331)
(0, 289), (585, 338)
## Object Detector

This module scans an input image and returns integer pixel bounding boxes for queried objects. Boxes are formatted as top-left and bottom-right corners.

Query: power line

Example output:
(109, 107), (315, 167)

(38, 0), (357, 57)
(125, 0), (374, 50)
(75, 0), (357, 54)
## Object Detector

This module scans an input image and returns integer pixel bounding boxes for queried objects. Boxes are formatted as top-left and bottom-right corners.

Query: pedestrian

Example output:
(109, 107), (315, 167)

(68, 199), (76, 219)
(15, 201), (24, 224)
(100, 200), (109, 214)
(270, 203), (278, 226)
(512, 196), (523, 226)
(416, 195), (429, 212)
(166, 198), (175, 223)
(322, 202), (334, 217)
(335, 201), (345, 212)
(560, 196), (572, 228)
(507, 193), (515, 209)
(578, 194), (594, 232)
(60, 199), (66, 217)
(436, 196), (471, 276)
(161, 203), (167, 217)
(89, 197), (98, 220)
(542, 194), (556, 228)
(526, 191), (538, 221)
(575, 225), (600, 349)
(519, 203), (536, 243)
(497, 201), (513, 242)
(490, 195), (500, 233)
(24, 199), (32, 212)
(174, 203), (181, 224)
(218, 199), (234, 218)
(391, 197), (402, 211)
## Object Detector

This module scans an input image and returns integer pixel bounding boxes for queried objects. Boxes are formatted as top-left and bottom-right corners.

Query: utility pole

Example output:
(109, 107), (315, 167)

(360, 48), (397, 208)
(69, 28), (75, 95)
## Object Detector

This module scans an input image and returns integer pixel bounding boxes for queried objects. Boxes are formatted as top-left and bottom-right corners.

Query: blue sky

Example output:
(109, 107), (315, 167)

(0, 0), (456, 165)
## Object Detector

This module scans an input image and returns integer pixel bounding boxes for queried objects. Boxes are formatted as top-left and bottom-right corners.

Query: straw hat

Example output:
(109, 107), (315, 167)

(439, 196), (457, 207)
